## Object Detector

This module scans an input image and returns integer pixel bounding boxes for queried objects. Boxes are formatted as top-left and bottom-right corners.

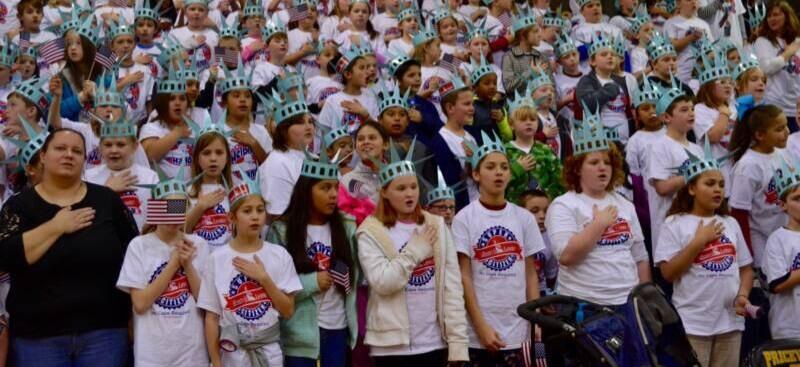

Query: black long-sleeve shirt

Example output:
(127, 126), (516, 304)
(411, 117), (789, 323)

(0, 183), (139, 338)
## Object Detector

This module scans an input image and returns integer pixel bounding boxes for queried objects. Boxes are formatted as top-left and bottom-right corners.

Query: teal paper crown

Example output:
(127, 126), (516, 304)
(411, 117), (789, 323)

(0, 39), (16, 68)
(301, 142), (343, 180)
(108, 16), (134, 40)
(277, 67), (304, 94)
(662, 0), (676, 13)
(13, 77), (49, 112)
(243, 0), (265, 18)
(628, 5), (651, 34)
(507, 83), (535, 115)
(633, 74), (659, 108)
(220, 19), (240, 39)
(135, 0), (162, 21)
(775, 157), (800, 198)
(157, 35), (185, 65)
(698, 48), (731, 85)
(655, 73), (686, 115)
(576, 0), (595, 8)
(65, 10), (102, 46)
(157, 62), (187, 94)
(512, 5), (538, 34)
(465, 18), (489, 41)
(322, 122), (350, 147)
(349, 0), (369, 5)
(612, 36), (626, 57)
(219, 57), (254, 94)
(679, 135), (728, 182)
(386, 49), (413, 76)
(377, 81), (409, 115)
(528, 68), (553, 92)
(412, 19), (438, 48)
(747, 1), (766, 29)
(228, 168), (261, 206)
(733, 53), (760, 81)
(691, 36), (716, 60)
(263, 19), (286, 42)
(374, 138), (419, 186)
(396, 2), (418, 21)
(95, 71), (126, 109)
(295, 0), (317, 6)
(438, 72), (468, 99)
(714, 38), (736, 54)
(268, 89), (309, 126)
(89, 112), (138, 139)
(554, 30), (577, 59)
(433, 8), (454, 25)
(177, 53), (201, 81)
(469, 53), (495, 84)
(542, 7), (565, 29)
(184, 0), (209, 8)
(18, 45), (36, 61)
(184, 110), (233, 142)
(139, 165), (188, 199)
(465, 131), (506, 168)
(59, 6), (86, 36)
(421, 168), (458, 205)
(3, 117), (49, 168)
(572, 102), (611, 155)
(589, 33), (614, 57)
(646, 31), (676, 61)
(337, 43), (372, 73)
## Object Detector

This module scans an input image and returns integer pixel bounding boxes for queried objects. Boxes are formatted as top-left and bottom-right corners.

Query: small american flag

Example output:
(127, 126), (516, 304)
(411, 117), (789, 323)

(38, 38), (65, 65)
(439, 53), (462, 74)
(329, 259), (351, 294)
(145, 199), (187, 224)
(498, 12), (513, 29)
(214, 46), (239, 66)
(288, 4), (310, 22)
(522, 326), (548, 367)
(109, 0), (130, 7)
(95, 46), (117, 70)
(19, 32), (31, 49)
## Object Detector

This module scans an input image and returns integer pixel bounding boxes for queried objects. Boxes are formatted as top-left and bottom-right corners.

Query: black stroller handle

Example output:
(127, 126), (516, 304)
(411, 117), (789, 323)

(517, 296), (582, 334)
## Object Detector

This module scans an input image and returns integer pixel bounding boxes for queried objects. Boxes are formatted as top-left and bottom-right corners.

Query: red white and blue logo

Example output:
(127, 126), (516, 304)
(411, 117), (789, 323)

(765, 171), (780, 205)
(150, 262), (190, 310)
(694, 234), (737, 273)
(0, 3), (7, 24)
(164, 142), (193, 167)
(306, 241), (332, 271)
(532, 250), (546, 282)
(126, 82), (140, 110)
(86, 147), (102, 167)
(473, 226), (523, 272)
(318, 87), (341, 103)
(230, 143), (257, 180)
(193, 204), (230, 243)
(596, 218), (632, 246)
(120, 190), (142, 215)
(401, 242), (435, 287)
(342, 111), (365, 133)
(422, 76), (445, 104)
(791, 253), (800, 271)
(225, 273), (272, 321)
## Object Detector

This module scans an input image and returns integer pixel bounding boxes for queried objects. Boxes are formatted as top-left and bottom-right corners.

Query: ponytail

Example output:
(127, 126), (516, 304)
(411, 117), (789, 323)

(728, 104), (784, 163)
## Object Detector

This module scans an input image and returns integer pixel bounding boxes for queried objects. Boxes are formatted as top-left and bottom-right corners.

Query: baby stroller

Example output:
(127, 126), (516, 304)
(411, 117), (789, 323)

(517, 283), (700, 367)
(745, 339), (800, 367)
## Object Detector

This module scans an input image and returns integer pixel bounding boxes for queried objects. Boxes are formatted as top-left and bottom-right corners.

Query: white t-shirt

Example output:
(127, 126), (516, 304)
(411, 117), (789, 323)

(197, 242), (302, 367)
(421, 65), (453, 123)
(654, 214), (752, 336)
(41, 4), (69, 30)
(306, 224), (347, 330)
(288, 28), (321, 81)
(554, 70), (582, 123)
(631, 46), (649, 75)
(546, 191), (648, 305)
(438, 127), (479, 202)
(663, 15), (714, 83)
(596, 75), (629, 142)
(625, 128), (666, 177)
(0, 0), (21, 38)
(753, 37), (800, 118)
(570, 21), (623, 69)
(537, 111), (563, 158)
(140, 120), (195, 179)
(333, 30), (387, 58)
(85, 164), (158, 231)
(258, 149), (305, 216)
(190, 184), (232, 250)
(693, 103), (737, 195)
(0, 271), (8, 318)
(371, 221), (445, 356)
(452, 201), (544, 349)
(317, 90), (380, 137)
(729, 149), (788, 267)
(117, 64), (155, 124)
(787, 132), (800, 164)
(387, 38), (414, 57)
(306, 76), (343, 107)
(224, 122), (272, 181)
(645, 137), (702, 251)
(762, 227), (800, 339)
(372, 12), (399, 38)
(252, 61), (284, 88)
(116, 233), (210, 367)
(168, 26), (219, 71)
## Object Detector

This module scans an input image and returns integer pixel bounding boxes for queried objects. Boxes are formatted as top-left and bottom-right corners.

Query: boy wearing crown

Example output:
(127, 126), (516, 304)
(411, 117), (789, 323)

(663, 0), (713, 83)
(570, 0), (623, 70)
(110, 17), (155, 124)
(468, 55), (511, 145)
(168, 0), (219, 68)
(644, 31), (694, 97)
(552, 30), (584, 125)
(131, 0), (162, 77)
(11, 0), (56, 46)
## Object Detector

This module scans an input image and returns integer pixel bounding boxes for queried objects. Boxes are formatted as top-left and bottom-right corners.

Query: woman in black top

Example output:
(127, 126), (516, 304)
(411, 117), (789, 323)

(0, 128), (138, 366)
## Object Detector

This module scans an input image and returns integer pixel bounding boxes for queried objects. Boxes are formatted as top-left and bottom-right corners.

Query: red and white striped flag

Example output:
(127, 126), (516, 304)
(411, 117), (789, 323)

(19, 32), (31, 49)
(439, 53), (462, 74)
(214, 46), (239, 66)
(109, 0), (130, 7)
(95, 46), (117, 70)
(288, 4), (310, 22)
(498, 12), (513, 29)
(329, 259), (351, 294)
(38, 38), (65, 65)
(145, 199), (187, 224)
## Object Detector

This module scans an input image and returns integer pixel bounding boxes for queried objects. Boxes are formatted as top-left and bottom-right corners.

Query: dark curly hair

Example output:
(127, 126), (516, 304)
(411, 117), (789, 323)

(562, 143), (625, 193)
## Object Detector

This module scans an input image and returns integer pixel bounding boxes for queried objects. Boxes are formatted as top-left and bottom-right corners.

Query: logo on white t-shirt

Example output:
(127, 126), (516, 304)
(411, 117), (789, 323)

(765, 173), (781, 205)
(694, 234), (736, 273)
(0, 4), (7, 24)
(791, 253), (800, 271)
(150, 263), (191, 310)
(474, 226), (523, 272)
(164, 143), (193, 167)
(87, 147), (102, 167)
(120, 190), (143, 214)
(422, 76), (445, 104)
(306, 241), (332, 271)
(401, 242), (435, 287)
(193, 204), (230, 243)
(125, 82), (140, 110)
(0, 100), (7, 124)
(342, 111), (365, 131)
(225, 273), (273, 321)
(597, 218), (632, 246)
(231, 143), (258, 180)
(318, 87), (341, 103)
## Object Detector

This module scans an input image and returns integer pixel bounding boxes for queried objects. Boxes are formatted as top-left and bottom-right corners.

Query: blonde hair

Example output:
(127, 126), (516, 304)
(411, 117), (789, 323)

(509, 105), (539, 127)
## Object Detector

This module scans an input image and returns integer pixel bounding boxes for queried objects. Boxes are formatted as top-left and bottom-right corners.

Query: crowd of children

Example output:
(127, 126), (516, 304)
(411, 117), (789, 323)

(0, 0), (800, 365)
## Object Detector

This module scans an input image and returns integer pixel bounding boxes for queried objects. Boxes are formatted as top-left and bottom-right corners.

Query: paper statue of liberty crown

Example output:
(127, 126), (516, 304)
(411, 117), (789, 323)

(433, 8), (454, 25)
(465, 18), (489, 41)
(646, 31), (676, 61)
(714, 38), (737, 55)
(337, 42), (372, 73)
(243, 0), (265, 18)
(663, 0), (676, 13)
(396, 1), (418, 22)
(88, 112), (138, 139)
(691, 36), (716, 60)
(177, 53), (201, 81)
(226, 168), (260, 206)
(184, 0), (209, 8)
(135, 0), (162, 21)
(321, 120), (350, 146)
(589, 33), (614, 57)
(542, 7), (565, 29)
(576, 0), (595, 9)
(157, 62), (187, 94)
(0, 39), (16, 68)
(373, 138), (420, 186)
(2, 117), (49, 168)
(219, 57), (255, 94)
(377, 80), (409, 115)
(572, 103), (611, 155)
(612, 36), (626, 57)
(349, 0), (369, 5)
(774, 157), (800, 198)
(108, 16), (134, 40)
(628, 5), (651, 34)
(140, 164), (199, 199)
(438, 71), (468, 99)
(18, 45), (36, 60)
(678, 135), (728, 182)
(507, 83), (536, 115)
(63, 10), (102, 46)
(268, 88), (309, 126)
(412, 19), (438, 48)
(263, 19), (287, 42)
(512, 5), (538, 34)
(220, 18), (240, 39)
(183, 110), (233, 142)
(94, 71), (126, 109)
(633, 74), (660, 108)
(386, 49), (413, 76)
(59, 6), (86, 36)
(528, 68), (553, 92)
(464, 131), (506, 169)
(254, 91), (275, 122)
(421, 168), (461, 205)
(301, 142), (343, 181)
(655, 72), (686, 115)
(469, 53), (495, 84)
(277, 67), (304, 94)
(747, 1), (766, 30)
(553, 30), (577, 59)
(295, 0), (318, 7)
(13, 77), (49, 112)
(733, 53), (760, 81)
(157, 35), (185, 65)
(698, 48), (731, 85)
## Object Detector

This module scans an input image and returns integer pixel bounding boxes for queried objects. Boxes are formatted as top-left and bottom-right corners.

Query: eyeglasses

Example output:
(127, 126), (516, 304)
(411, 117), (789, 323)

(429, 204), (456, 211)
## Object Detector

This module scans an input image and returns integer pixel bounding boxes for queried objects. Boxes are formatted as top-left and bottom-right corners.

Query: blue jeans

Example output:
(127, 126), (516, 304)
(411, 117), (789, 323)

(285, 328), (348, 367)
(12, 328), (129, 367)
